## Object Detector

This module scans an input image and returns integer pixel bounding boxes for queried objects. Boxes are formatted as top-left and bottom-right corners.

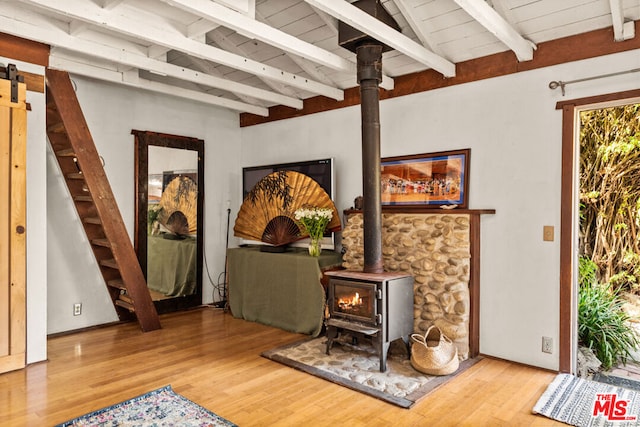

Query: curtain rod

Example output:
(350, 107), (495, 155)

(548, 68), (640, 96)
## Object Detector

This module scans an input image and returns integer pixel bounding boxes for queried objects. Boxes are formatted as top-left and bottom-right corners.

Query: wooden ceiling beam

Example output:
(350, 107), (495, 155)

(49, 53), (268, 116)
(157, 0), (394, 91)
(392, 0), (445, 57)
(304, 0), (456, 77)
(609, 0), (636, 41)
(20, 0), (343, 101)
(0, 33), (49, 67)
(0, 8), (302, 109)
(240, 21), (640, 127)
(160, 0), (355, 73)
(452, 0), (535, 62)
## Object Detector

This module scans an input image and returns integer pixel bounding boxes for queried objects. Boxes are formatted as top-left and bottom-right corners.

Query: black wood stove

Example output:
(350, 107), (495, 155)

(325, 270), (413, 372)
(324, 0), (414, 373)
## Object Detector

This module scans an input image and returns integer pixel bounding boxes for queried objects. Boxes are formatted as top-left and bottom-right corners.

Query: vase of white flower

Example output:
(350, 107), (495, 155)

(294, 206), (333, 257)
(308, 237), (321, 256)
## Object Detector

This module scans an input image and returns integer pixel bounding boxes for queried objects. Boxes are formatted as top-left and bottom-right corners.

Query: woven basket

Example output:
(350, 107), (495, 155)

(410, 326), (459, 376)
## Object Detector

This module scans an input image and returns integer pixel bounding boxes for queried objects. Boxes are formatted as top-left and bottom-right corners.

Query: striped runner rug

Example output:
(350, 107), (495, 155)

(533, 373), (640, 426)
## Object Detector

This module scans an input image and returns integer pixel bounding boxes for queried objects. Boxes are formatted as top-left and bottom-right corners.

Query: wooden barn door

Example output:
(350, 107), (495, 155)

(0, 66), (27, 374)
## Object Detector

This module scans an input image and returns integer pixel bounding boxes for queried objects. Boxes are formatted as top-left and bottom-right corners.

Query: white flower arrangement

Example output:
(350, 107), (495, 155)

(294, 206), (333, 241)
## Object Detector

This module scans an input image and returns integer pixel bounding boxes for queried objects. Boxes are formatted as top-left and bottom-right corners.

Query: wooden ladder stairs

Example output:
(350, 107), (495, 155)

(45, 68), (160, 332)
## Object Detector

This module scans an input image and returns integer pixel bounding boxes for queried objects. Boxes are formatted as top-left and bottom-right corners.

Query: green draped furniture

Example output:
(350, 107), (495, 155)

(147, 235), (197, 297)
(227, 246), (343, 336)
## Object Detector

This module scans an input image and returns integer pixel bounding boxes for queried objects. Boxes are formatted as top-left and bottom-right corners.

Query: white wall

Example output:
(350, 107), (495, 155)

(1, 56), (48, 364)
(148, 145), (198, 176)
(47, 75), (241, 334)
(40, 47), (639, 368)
(239, 49), (640, 370)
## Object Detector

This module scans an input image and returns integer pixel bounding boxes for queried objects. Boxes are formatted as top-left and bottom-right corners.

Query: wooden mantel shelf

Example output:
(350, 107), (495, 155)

(344, 208), (496, 215)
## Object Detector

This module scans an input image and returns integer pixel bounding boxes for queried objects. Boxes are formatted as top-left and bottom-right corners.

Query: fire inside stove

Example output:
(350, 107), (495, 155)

(332, 281), (376, 322)
(338, 292), (362, 310)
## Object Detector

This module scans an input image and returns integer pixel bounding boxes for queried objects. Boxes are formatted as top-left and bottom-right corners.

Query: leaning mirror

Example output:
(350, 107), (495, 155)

(132, 130), (204, 314)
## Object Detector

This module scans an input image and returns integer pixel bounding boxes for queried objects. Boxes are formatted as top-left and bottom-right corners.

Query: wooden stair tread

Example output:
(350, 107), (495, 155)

(47, 122), (66, 133)
(99, 258), (118, 269)
(115, 299), (135, 312)
(72, 195), (92, 202)
(119, 294), (133, 304)
(55, 148), (75, 157)
(66, 172), (84, 180)
(83, 217), (101, 225)
(91, 238), (111, 248)
(106, 279), (125, 290)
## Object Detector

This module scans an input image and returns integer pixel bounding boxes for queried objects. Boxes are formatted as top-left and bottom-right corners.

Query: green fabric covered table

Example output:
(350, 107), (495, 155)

(147, 235), (197, 297)
(227, 246), (343, 336)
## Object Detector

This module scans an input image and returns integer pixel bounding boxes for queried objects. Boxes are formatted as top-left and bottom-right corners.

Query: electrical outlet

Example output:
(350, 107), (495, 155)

(73, 303), (82, 316)
(542, 336), (553, 354)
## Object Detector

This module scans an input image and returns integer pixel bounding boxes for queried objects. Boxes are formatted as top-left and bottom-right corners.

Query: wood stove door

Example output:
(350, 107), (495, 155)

(329, 279), (378, 324)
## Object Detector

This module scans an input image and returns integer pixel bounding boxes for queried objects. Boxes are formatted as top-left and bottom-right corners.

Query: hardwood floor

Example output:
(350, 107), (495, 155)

(0, 307), (564, 426)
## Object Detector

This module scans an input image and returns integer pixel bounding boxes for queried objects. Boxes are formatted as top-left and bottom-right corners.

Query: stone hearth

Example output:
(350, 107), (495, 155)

(341, 212), (473, 359)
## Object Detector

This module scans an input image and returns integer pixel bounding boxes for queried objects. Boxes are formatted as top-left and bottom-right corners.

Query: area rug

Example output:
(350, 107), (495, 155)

(261, 336), (478, 408)
(533, 373), (640, 426)
(55, 385), (236, 427)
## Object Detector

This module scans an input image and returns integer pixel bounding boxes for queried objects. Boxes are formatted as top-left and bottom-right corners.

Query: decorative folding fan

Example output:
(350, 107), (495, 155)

(158, 175), (198, 236)
(234, 170), (341, 246)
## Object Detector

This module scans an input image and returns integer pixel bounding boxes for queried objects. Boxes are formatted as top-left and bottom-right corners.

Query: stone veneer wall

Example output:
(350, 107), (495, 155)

(341, 212), (471, 359)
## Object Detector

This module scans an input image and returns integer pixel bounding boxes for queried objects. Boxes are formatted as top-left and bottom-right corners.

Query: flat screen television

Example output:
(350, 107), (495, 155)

(241, 158), (336, 249)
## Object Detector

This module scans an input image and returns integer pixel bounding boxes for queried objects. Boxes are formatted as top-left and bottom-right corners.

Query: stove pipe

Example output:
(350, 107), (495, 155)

(357, 44), (384, 274)
(338, 0), (398, 274)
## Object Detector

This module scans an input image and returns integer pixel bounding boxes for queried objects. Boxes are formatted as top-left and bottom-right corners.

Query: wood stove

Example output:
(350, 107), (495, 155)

(325, 270), (413, 372)
(323, 0), (413, 373)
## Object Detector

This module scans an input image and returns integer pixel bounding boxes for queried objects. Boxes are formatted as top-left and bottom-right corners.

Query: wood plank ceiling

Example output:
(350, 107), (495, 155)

(0, 0), (638, 118)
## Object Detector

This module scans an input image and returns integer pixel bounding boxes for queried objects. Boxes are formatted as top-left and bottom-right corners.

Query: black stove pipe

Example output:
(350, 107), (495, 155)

(357, 43), (384, 274)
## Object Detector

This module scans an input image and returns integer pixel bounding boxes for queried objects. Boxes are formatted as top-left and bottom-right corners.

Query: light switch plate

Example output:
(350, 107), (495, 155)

(543, 226), (554, 242)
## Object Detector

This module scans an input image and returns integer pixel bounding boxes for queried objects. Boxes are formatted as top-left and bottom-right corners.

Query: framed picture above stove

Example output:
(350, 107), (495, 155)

(380, 148), (470, 209)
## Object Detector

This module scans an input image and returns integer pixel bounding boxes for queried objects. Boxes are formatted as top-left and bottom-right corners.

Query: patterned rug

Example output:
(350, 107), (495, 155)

(261, 336), (478, 408)
(533, 373), (640, 426)
(55, 385), (236, 427)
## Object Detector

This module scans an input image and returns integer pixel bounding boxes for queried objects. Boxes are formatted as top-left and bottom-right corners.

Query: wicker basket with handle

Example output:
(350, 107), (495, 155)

(410, 325), (459, 376)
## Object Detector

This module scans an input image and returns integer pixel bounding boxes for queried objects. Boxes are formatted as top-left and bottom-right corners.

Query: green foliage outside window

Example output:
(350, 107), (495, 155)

(579, 104), (640, 292)
(578, 257), (639, 370)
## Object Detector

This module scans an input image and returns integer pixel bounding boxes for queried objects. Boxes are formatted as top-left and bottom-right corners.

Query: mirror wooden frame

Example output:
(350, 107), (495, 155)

(132, 130), (205, 314)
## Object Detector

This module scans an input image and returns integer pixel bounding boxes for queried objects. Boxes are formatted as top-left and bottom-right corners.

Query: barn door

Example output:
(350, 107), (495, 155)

(0, 64), (27, 374)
